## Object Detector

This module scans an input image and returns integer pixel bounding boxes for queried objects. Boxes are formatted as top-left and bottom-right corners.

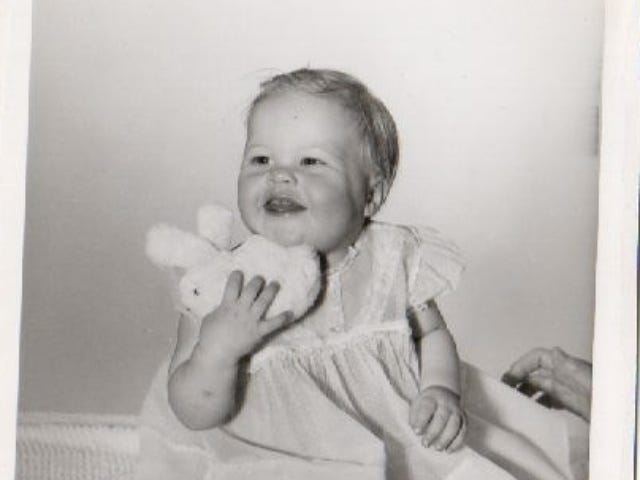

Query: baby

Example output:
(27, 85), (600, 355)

(139, 69), (489, 480)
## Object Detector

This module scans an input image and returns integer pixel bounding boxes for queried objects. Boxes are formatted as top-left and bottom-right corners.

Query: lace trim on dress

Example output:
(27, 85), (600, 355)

(326, 232), (365, 277)
(248, 320), (411, 373)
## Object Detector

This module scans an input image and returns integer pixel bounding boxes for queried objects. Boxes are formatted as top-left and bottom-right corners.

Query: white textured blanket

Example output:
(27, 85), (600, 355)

(16, 412), (138, 480)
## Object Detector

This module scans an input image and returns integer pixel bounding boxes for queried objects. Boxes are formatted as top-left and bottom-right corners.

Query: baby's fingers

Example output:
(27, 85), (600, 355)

(446, 416), (467, 453)
(258, 311), (295, 337)
(421, 408), (449, 448)
(239, 275), (266, 307)
(250, 281), (280, 317)
(432, 413), (463, 452)
(409, 396), (436, 434)
(221, 270), (243, 304)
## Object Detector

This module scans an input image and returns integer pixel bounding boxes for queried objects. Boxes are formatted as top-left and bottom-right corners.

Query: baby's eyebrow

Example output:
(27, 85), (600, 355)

(301, 145), (344, 158)
(245, 142), (266, 149)
(244, 145), (270, 154)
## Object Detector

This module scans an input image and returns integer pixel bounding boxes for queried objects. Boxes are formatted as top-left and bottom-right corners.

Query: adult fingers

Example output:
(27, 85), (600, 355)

(409, 396), (437, 434)
(554, 349), (592, 387)
(221, 270), (243, 304)
(514, 381), (541, 397)
(502, 347), (555, 386)
(528, 370), (578, 407)
(432, 413), (463, 451)
(446, 417), (467, 452)
(526, 370), (560, 397)
(251, 281), (280, 317)
(239, 275), (265, 306)
(527, 370), (589, 418)
(258, 311), (295, 337)
(421, 407), (449, 447)
(535, 392), (560, 408)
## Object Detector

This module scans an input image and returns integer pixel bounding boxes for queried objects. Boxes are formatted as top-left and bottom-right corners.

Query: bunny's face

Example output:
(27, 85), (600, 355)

(177, 237), (321, 321)
(178, 253), (233, 318)
(146, 205), (322, 321)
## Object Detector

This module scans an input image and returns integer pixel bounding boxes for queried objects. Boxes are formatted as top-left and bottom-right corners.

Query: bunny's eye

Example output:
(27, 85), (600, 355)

(193, 288), (200, 296)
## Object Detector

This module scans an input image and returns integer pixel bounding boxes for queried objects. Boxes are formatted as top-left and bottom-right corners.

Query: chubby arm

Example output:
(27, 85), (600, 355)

(412, 300), (461, 394)
(408, 300), (465, 452)
(167, 314), (242, 429)
(167, 271), (292, 430)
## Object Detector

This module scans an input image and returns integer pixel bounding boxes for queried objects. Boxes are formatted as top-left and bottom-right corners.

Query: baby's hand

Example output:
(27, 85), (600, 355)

(409, 386), (466, 453)
(194, 270), (294, 364)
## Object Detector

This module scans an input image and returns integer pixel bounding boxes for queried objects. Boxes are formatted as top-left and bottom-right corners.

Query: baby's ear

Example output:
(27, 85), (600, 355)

(364, 174), (385, 218)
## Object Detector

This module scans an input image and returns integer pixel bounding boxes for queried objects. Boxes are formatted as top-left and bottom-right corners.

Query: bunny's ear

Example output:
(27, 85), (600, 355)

(145, 224), (217, 268)
(197, 205), (234, 250)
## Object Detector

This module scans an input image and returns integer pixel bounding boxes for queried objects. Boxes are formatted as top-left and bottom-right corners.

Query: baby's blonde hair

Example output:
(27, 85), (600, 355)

(247, 68), (399, 216)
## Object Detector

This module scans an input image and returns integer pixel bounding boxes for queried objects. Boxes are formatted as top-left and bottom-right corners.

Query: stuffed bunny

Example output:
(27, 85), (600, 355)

(145, 204), (322, 320)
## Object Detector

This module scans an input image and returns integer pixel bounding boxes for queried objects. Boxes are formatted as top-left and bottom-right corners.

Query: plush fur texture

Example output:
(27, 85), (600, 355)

(145, 205), (321, 320)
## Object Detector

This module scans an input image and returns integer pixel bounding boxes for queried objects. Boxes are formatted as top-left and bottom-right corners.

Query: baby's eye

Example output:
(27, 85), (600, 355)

(249, 155), (270, 166)
(300, 157), (324, 166)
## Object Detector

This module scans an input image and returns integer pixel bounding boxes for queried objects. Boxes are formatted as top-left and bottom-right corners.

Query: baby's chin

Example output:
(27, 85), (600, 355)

(249, 224), (310, 249)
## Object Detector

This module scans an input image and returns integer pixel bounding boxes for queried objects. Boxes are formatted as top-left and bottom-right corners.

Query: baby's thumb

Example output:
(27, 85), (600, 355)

(258, 311), (295, 337)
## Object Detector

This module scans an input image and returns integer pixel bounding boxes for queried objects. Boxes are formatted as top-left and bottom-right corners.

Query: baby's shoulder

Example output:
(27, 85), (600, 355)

(367, 221), (465, 293)
(367, 221), (458, 257)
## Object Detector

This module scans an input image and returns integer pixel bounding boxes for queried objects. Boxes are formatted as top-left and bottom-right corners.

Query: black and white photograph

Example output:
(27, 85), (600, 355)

(1, 0), (637, 479)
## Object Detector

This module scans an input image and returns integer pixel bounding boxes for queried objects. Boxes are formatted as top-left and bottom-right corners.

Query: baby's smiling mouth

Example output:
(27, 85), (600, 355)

(263, 196), (306, 215)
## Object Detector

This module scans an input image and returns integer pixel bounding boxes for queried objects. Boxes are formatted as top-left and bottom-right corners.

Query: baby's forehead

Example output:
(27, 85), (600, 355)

(250, 90), (360, 122)
(247, 92), (366, 142)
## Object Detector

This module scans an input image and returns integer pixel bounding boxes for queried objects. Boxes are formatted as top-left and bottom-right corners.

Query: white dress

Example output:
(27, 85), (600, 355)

(137, 222), (575, 480)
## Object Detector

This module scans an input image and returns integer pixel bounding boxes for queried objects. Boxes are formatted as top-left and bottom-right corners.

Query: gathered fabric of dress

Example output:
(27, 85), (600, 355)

(137, 222), (516, 480)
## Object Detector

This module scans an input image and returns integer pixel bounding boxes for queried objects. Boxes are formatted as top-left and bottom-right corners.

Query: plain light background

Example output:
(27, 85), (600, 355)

(20, 0), (602, 414)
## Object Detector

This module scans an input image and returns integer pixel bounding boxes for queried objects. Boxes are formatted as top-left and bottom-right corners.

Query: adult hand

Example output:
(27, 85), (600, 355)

(502, 347), (592, 421)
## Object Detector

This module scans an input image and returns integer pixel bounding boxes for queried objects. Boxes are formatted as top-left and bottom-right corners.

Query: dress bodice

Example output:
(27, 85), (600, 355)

(246, 221), (465, 372)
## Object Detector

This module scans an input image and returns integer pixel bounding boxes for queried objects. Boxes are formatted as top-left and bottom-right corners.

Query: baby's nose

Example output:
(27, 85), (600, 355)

(268, 167), (296, 184)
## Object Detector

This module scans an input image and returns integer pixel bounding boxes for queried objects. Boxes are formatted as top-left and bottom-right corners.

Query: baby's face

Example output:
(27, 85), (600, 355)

(238, 91), (373, 265)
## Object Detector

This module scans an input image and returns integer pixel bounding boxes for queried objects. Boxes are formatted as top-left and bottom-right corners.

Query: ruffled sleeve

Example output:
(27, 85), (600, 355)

(404, 225), (466, 306)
